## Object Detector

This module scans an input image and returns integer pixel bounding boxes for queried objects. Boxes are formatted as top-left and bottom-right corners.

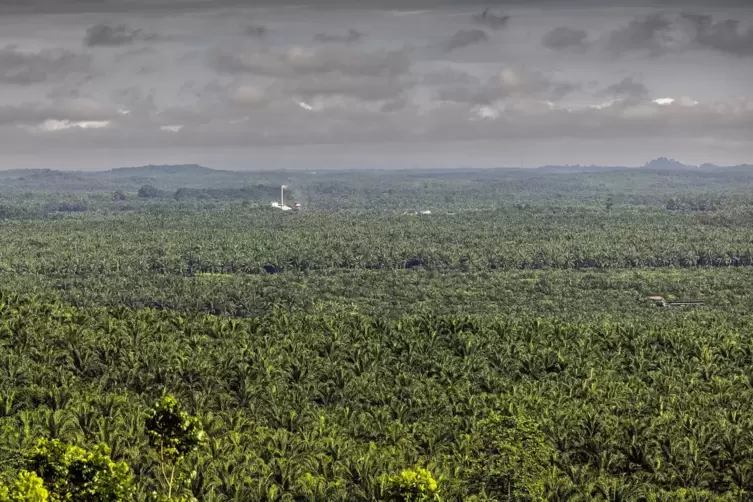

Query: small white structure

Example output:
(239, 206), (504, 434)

(417, 210), (432, 215)
(271, 185), (293, 211)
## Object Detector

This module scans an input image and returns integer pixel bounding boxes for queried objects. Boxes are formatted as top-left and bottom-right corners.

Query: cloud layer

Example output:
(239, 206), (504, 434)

(0, 46), (90, 85)
(0, 2), (751, 168)
(443, 29), (489, 52)
(545, 11), (753, 57)
(314, 29), (363, 43)
(84, 24), (157, 46)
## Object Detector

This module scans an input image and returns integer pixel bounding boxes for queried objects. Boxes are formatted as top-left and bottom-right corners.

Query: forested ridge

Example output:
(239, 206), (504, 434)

(1, 165), (753, 500)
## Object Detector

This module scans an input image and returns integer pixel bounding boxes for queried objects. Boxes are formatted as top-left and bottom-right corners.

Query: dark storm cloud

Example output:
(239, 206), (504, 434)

(600, 77), (649, 98)
(314, 29), (363, 43)
(471, 9), (510, 30)
(443, 29), (489, 52)
(0, 46), (90, 85)
(84, 23), (156, 46)
(542, 26), (588, 50)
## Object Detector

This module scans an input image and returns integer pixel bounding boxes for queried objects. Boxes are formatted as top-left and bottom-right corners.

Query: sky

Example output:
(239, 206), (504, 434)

(0, 0), (752, 170)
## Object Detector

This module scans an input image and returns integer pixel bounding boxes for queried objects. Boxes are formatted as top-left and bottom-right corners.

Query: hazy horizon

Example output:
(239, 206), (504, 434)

(1, 150), (745, 173)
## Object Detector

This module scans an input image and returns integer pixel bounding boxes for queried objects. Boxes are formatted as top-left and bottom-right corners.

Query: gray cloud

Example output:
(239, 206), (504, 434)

(203, 74), (409, 109)
(471, 9), (509, 30)
(282, 74), (410, 101)
(242, 24), (269, 39)
(2, 0), (753, 14)
(589, 12), (753, 57)
(0, 46), (90, 85)
(435, 68), (578, 105)
(84, 23), (156, 46)
(444, 29), (489, 52)
(380, 98), (407, 112)
(542, 26), (588, 50)
(420, 69), (482, 86)
(0, 99), (117, 126)
(208, 45), (413, 77)
(423, 100), (753, 144)
(601, 77), (649, 98)
(9, 98), (753, 154)
(681, 13), (753, 56)
(605, 13), (674, 56)
(314, 28), (363, 43)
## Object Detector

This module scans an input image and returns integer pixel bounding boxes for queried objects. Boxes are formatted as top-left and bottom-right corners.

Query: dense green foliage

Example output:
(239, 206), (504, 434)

(0, 471), (48, 501)
(385, 468), (441, 502)
(146, 396), (205, 463)
(467, 414), (555, 501)
(1, 294), (753, 499)
(2, 164), (753, 500)
(23, 439), (133, 501)
(145, 396), (205, 500)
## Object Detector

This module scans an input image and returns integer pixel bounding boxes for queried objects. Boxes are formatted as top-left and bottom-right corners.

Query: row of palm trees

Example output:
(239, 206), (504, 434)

(3, 206), (753, 278)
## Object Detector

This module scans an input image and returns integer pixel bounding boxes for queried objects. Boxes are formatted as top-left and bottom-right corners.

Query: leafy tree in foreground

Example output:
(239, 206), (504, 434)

(384, 467), (441, 502)
(145, 395), (205, 501)
(22, 439), (133, 501)
(0, 471), (49, 502)
(466, 414), (555, 501)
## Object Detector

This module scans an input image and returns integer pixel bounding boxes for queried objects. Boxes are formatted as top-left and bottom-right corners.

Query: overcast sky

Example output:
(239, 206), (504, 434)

(0, 0), (751, 169)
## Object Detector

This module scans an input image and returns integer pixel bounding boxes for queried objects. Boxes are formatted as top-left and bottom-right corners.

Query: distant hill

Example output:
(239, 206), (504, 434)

(536, 165), (628, 174)
(105, 164), (227, 176)
(92, 164), (248, 190)
(642, 158), (699, 170)
(0, 169), (109, 192)
(0, 161), (750, 195)
(0, 163), (300, 194)
(0, 169), (89, 181)
(0, 164), (255, 193)
(534, 159), (752, 172)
